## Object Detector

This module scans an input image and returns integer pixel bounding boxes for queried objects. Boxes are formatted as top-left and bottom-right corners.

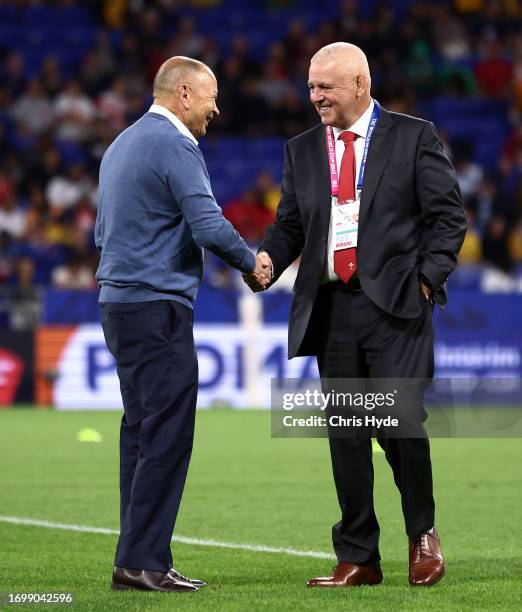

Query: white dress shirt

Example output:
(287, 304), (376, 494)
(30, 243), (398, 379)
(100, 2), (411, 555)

(321, 99), (375, 283)
(149, 103), (198, 145)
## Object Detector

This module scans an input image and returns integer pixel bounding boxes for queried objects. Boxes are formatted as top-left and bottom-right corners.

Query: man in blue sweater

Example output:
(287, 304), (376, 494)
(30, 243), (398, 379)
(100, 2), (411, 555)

(95, 56), (269, 593)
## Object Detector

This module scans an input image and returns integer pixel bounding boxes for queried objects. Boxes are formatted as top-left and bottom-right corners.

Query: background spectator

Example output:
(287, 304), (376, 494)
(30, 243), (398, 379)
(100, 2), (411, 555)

(0, 191), (26, 240)
(10, 78), (53, 136)
(51, 250), (96, 289)
(53, 80), (97, 142)
(7, 256), (41, 330)
(224, 187), (275, 245)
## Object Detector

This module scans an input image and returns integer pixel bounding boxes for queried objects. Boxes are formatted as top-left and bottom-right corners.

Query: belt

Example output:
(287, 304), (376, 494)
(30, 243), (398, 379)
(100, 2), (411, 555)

(330, 276), (362, 292)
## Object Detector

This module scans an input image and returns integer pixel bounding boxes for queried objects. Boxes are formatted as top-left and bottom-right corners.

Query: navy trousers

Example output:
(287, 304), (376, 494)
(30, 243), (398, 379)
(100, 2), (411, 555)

(101, 300), (198, 572)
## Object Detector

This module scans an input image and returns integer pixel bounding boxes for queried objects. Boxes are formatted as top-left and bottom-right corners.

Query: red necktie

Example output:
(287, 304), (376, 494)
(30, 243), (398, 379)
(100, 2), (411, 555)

(334, 130), (358, 283)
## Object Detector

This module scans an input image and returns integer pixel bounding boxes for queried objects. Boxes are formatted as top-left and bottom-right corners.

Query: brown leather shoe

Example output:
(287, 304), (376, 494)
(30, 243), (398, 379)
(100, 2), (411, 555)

(111, 566), (198, 592)
(168, 567), (207, 587)
(409, 528), (445, 586)
(307, 562), (383, 587)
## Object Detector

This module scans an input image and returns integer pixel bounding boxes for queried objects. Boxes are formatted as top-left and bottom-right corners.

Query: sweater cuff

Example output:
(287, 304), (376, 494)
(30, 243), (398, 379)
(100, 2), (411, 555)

(239, 250), (256, 274)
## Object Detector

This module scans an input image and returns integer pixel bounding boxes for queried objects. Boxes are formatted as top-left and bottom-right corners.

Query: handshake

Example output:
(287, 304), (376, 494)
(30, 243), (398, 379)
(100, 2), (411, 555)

(243, 252), (272, 292)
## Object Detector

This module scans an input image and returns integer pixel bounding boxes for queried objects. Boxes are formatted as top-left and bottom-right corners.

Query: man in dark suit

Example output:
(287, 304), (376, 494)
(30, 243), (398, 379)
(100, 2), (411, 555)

(96, 57), (270, 593)
(245, 43), (467, 587)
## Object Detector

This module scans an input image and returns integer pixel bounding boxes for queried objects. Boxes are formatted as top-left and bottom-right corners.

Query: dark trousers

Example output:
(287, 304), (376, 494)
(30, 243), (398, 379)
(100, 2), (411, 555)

(316, 286), (435, 565)
(101, 300), (198, 572)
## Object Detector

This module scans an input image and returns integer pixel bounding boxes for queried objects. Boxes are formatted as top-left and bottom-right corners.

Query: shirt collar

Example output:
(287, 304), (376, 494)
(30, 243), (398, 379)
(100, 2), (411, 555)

(333, 99), (375, 142)
(148, 103), (198, 145)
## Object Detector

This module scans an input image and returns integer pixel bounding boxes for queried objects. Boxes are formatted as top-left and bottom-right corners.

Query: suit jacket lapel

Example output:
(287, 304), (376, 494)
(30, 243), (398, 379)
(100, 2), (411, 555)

(313, 125), (333, 234)
(359, 107), (395, 222)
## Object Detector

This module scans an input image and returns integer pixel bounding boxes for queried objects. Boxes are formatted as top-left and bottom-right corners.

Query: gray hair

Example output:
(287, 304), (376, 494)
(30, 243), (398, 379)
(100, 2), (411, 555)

(311, 42), (371, 80)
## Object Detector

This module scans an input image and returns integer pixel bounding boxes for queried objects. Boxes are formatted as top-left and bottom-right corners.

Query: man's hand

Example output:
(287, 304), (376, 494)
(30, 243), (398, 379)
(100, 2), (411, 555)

(243, 252), (272, 292)
(420, 280), (431, 301)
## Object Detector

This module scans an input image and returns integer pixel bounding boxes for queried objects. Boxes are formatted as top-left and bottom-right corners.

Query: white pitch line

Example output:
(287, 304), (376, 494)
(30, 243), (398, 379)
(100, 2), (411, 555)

(0, 515), (335, 560)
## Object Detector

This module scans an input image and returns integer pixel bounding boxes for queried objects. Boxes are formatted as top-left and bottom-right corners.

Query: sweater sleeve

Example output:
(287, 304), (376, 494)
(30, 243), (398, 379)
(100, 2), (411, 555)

(164, 138), (256, 274)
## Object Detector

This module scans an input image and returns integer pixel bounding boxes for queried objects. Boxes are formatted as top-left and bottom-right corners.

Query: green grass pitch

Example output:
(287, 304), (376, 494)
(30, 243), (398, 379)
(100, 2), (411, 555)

(0, 408), (521, 611)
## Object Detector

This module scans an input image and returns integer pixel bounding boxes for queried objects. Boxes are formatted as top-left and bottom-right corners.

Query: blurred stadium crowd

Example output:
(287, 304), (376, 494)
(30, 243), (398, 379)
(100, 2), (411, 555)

(0, 0), (522, 327)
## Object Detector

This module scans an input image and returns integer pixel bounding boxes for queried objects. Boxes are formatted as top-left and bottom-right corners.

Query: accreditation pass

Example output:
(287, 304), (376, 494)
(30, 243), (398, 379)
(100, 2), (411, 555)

(333, 197), (359, 250)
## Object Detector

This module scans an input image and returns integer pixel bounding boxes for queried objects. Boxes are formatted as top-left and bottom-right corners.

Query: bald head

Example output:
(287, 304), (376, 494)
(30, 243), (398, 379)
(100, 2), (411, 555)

(153, 56), (214, 98)
(308, 42), (372, 129)
(152, 56), (219, 138)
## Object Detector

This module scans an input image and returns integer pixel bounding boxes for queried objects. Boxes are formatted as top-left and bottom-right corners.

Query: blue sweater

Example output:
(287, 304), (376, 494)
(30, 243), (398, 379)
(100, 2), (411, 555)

(95, 112), (255, 307)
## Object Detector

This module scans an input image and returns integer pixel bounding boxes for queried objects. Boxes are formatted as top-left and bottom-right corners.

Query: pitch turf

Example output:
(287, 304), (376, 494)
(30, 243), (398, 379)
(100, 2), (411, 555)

(0, 409), (520, 611)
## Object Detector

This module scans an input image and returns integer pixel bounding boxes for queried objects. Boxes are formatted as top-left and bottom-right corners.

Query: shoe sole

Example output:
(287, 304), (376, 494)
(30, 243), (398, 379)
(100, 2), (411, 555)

(111, 582), (198, 593)
(111, 582), (135, 591)
(409, 568), (445, 587)
(307, 578), (383, 588)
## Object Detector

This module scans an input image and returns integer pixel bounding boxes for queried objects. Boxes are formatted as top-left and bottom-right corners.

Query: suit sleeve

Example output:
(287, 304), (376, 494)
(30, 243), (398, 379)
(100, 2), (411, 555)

(259, 141), (305, 284)
(416, 122), (467, 291)
(165, 140), (255, 274)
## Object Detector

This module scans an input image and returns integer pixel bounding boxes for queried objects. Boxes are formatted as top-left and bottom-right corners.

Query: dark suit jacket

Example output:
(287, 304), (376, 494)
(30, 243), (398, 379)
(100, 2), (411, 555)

(260, 105), (467, 359)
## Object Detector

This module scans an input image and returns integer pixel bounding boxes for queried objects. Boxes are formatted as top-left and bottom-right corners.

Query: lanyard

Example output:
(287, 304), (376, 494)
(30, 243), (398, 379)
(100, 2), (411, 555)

(326, 100), (381, 197)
